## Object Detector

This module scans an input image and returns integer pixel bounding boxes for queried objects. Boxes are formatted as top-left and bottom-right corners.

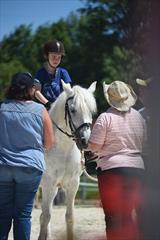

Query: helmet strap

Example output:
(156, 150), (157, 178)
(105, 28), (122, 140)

(47, 59), (56, 73)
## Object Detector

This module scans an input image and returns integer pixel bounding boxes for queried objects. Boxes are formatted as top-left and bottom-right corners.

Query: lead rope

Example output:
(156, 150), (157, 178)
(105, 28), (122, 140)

(80, 151), (98, 182)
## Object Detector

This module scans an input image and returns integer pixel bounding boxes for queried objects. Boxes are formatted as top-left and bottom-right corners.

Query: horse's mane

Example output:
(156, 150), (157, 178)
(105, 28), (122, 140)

(72, 85), (97, 115)
(50, 85), (97, 123)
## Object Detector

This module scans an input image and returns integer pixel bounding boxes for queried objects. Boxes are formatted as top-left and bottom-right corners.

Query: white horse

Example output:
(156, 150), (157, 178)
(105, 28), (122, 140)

(38, 81), (97, 240)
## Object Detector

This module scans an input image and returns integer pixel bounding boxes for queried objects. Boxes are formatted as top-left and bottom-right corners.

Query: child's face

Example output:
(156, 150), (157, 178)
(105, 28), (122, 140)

(48, 52), (62, 68)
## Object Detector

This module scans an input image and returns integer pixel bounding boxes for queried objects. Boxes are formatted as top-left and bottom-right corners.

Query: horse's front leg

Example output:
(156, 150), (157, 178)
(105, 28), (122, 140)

(65, 177), (80, 240)
(38, 177), (58, 240)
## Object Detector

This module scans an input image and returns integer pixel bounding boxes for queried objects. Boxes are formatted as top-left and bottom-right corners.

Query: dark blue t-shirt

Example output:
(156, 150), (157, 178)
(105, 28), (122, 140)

(35, 67), (72, 102)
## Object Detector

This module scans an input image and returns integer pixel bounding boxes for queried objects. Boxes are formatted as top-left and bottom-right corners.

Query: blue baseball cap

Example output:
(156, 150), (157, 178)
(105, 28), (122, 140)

(11, 72), (34, 89)
(11, 72), (41, 89)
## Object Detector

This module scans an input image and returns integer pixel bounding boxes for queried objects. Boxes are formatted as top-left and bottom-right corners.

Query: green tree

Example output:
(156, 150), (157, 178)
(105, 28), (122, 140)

(0, 1), (152, 111)
(0, 60), (27, 99)
(0, 25), (32, 63)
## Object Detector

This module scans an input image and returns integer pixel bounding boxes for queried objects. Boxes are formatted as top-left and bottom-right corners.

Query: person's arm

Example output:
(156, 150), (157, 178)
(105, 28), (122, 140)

(35, 90), (51, 110)
(86, 113), (108, 153)
(88, 141), (102, 153)
(35, 90), (48, 104)
(34, 72), (52, 110)
(43, 108), (55, 151)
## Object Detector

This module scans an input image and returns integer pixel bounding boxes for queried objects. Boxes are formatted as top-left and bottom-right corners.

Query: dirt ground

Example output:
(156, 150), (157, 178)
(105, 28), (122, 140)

(8, 205), (106, 240)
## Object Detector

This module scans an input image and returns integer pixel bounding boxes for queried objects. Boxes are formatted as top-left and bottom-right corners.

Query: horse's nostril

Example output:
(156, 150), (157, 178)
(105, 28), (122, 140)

(81, 138), (88, 147)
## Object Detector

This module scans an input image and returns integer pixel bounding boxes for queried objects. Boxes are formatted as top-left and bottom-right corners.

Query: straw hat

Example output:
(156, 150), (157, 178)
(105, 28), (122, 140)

(103, 81), (137, 112)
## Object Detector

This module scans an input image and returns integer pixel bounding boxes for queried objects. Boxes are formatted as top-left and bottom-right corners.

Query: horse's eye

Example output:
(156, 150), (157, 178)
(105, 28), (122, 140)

(70, 104), (77, 114)
(70, 108), (77, 114)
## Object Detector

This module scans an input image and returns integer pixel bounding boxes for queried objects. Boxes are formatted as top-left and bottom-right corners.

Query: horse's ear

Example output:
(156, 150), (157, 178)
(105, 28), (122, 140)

(61, 80), (73, 95)
(88, 81), (97, 93)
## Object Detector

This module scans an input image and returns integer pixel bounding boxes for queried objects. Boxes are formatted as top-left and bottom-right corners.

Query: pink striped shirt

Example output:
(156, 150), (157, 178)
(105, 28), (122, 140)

(89, 107), (146, 171)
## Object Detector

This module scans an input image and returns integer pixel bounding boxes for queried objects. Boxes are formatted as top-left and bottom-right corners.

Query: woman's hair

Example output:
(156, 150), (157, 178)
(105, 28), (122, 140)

(5, 72), (34, 100)
(5, 85), (33, 100)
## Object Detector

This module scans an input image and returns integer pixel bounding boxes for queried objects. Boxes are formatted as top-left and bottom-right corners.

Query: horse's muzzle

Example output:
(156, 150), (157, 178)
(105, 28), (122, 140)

(76, 137), (89, 151)
(74, 123), (91, 150)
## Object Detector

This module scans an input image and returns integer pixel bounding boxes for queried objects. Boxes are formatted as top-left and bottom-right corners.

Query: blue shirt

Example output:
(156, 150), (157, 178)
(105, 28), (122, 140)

(35, 67), (72, 102)
(0, 100), (45, 172)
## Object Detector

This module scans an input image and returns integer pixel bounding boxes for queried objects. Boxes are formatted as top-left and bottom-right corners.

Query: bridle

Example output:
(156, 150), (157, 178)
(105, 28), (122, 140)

(52, 96), (91, 144)
(65, 96), (91, 141)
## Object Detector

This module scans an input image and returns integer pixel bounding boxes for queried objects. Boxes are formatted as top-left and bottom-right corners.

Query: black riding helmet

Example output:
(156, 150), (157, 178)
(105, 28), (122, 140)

(43, 39), (65, 58)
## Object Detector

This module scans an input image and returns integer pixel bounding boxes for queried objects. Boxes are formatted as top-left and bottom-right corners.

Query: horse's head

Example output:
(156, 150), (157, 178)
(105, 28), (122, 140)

(61, 80), (97, 150)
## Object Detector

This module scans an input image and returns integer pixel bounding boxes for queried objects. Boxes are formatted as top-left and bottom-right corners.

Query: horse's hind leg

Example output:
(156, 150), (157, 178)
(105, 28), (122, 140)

(38, 180), (58, 240)
(65, 178), (80, 240)
(34, 186), (42, 208)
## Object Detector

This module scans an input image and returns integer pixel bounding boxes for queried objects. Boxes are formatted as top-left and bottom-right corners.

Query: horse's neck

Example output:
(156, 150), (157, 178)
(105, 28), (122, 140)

(50, 97), (64, 121)
(50, 97), (71, 133)
(51, 102), (77, 153)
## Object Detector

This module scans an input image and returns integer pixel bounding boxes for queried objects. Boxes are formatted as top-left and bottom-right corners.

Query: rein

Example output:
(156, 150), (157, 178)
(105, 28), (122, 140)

(51, 119), (74, 138)
(51, 96), (76, 139)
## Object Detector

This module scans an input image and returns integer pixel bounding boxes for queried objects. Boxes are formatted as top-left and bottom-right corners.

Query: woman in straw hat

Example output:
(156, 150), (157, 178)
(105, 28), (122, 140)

(87, 81), (146, 240)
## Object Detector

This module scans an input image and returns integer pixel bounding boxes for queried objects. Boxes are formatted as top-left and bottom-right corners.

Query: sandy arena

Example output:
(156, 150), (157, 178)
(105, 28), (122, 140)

(8, 205), (106, 240)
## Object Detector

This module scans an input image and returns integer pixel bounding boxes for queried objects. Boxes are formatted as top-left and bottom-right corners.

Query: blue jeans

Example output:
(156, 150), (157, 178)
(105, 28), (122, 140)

(0, 165), (43, 240)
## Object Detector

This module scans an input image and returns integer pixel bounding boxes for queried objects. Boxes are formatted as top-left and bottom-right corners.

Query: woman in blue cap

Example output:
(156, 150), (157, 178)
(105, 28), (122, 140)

(0, 72), (54, 240)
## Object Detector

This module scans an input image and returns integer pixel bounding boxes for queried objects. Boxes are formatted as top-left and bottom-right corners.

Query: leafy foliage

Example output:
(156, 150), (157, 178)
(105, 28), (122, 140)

(0, 60), (27, 99)
(0, 0), (151, 111)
